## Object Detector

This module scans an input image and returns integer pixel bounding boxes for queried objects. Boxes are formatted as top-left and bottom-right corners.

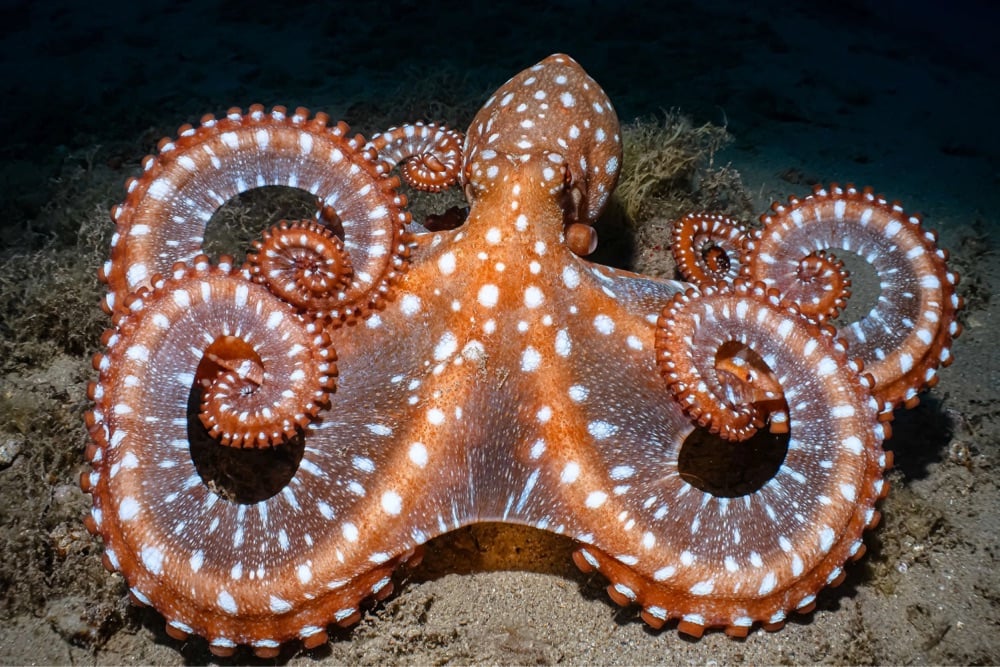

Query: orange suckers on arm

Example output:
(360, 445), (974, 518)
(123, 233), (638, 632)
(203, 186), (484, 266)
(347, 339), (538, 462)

(368, 122), (464, 193)
(670, 212), (749, 289)
(745, 184), (962, 409)
(89, 255), (335, 450)
(655, 281), (866, 442)
(671, 184), (962, 412)
(245, 219), (355, 320)
(638, 279), (887, 634)
(101, 104), (410, 324)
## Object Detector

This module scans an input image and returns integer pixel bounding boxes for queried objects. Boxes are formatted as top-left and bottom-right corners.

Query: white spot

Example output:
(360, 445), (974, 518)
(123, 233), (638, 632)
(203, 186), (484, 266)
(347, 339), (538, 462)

(920, 274), (941, 289)
(521, 346), (541, 372)
(819, 526), (835, 552)
(530, 439), (546, 459)
(147, 179), (172, 200)
(478, 284), (499, 308)
(758, 572), (777, 596)
(690, 580), (714, 596)
(610, 465), (634, 480)
(266, 310), (284, 329)
(562, 265), (580, 288)
(524, 286), (544, 308)
(777, 319), (794, 339)
(118, 497), (140, 521)
(172, 290), (190, 308)
(593, 314), (615, 335)
(437, 252), (456, 275)
(234, 283), (248, 308)
(352, 456), (375, 473)
(899, 352), (913, 374)
(366, 423), (392, 436)
(190, 550), (204, 572)
(141, 546), (164, 575)
(270, 596), (292, 613)
(409, 442), (428, 467)
(555, 329), (572, 357)
(832, 404), (855, 418)
(400, 293), (421, 316)
(382, 490), (403, 515)
(585, 491), (608, 508)
(434, 331), (458, 361)
(842, 436), (863, 454)
(587, 420), (618, 439)
(342, 522), (359, 542)
(217, 590), (237, 614)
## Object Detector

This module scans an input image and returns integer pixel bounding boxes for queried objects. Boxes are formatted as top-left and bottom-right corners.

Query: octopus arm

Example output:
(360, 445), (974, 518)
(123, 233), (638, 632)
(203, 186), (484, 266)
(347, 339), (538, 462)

(102, 104), (409, 323)
(553, 281), (888, 636)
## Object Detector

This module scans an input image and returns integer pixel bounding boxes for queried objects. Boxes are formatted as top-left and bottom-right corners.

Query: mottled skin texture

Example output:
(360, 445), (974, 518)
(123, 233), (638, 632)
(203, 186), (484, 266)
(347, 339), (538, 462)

(83, 54), (960, 656)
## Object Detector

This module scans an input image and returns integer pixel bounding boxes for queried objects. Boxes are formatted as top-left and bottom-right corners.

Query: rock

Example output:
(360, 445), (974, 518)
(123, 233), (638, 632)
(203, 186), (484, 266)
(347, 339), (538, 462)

(0, 436), (23, 468)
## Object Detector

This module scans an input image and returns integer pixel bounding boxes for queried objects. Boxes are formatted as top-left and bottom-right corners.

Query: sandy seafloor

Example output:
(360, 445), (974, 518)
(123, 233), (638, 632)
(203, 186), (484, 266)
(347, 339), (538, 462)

(1, 0), (998, 664)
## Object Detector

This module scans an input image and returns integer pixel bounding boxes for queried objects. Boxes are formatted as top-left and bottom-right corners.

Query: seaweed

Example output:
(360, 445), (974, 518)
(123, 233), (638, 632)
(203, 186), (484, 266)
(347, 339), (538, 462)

(617, 110), (750, 224)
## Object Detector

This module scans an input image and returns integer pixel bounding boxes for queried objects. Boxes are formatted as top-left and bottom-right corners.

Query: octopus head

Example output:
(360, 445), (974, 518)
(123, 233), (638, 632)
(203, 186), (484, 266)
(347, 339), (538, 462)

(462, 150), (604, 257)
(463, 53), (623, 238)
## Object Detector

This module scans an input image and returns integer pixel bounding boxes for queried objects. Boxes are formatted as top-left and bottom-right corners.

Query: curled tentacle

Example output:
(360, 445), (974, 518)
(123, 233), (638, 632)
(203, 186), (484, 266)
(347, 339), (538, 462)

(671, 212), (748, 288)
(744, 184), (962, 409)
(82, 255), (421, 652)
(88, 254), (335, 451)
(101, 104), (410, 324)
(600, 278), (887, 636)
(655, 282), (822, 441)
(245, 219), (354, 317)
(713, 344), (790, 435)
(771, 249), (853, 322)
(368, 122), (464, 192)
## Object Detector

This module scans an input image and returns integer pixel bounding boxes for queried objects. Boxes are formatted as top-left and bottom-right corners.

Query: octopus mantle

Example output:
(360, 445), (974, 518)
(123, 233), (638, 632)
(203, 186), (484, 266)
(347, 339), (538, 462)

(82, 54), (961, 656)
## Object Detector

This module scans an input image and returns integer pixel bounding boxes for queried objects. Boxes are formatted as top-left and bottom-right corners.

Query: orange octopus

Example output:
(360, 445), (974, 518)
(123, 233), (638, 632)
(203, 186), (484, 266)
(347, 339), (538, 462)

(83, 54), (961, 656)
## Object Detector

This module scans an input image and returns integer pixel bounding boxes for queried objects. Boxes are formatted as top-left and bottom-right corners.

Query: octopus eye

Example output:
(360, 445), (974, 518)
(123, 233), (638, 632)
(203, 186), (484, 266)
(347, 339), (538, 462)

(564, 222), (598, 256)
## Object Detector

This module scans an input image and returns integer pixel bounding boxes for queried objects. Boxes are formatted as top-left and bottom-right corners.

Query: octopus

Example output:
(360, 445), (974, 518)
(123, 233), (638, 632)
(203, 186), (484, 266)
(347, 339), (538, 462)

(82, 54), (962, 656)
